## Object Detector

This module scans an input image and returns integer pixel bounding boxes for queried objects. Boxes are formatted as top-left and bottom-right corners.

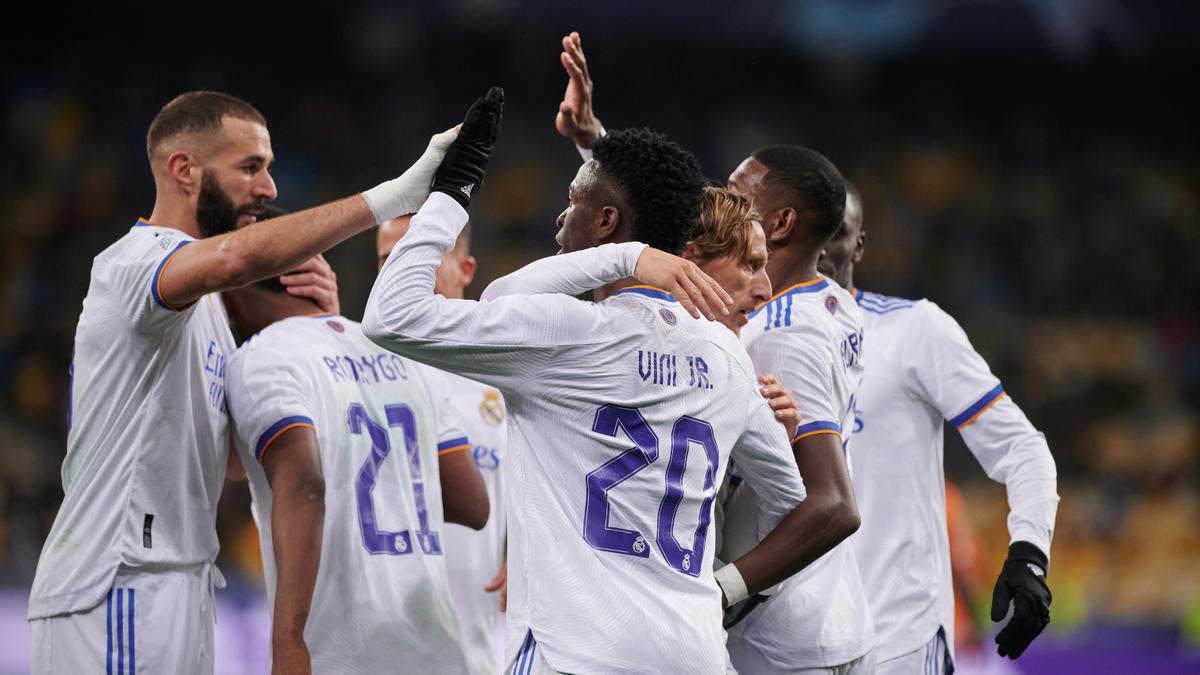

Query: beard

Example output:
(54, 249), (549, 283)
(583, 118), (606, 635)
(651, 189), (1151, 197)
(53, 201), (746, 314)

(195, 170), (265, 238)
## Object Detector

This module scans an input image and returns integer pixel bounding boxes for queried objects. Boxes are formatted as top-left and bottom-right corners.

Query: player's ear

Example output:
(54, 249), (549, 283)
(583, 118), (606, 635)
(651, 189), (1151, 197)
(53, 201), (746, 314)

(853, 229), (866, 264)
(763, 207), (796, 244)
(680, 240), (703, 263)
(459, 255), (478, 289)
(596, 205), (621, 242)
(165, 150), (201, 194)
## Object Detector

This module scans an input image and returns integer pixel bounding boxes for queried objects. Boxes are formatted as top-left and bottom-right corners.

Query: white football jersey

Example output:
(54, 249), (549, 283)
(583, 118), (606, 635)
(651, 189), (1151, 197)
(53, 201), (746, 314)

(724, 276), (875, 669)
(848, 290), (1058, 664)
(441, 373), (508, 675)
(226, 314), (470, 675)
(363, 193), (807, 675)
(29, 221), (234, 620)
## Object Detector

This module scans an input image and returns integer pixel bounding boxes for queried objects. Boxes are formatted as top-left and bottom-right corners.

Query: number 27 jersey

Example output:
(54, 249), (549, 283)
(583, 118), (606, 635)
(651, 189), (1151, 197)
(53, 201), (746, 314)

(226, 314), (470, 675)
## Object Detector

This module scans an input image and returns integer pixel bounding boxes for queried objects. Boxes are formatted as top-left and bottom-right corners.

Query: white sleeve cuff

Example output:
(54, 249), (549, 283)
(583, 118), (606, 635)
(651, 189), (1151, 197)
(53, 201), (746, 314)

(714, 562), (749, 606)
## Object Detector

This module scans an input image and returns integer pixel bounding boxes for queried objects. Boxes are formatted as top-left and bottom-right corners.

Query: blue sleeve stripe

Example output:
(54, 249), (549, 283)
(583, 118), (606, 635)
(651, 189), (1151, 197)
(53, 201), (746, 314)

(949, 384), (1006, 428)
(437, 436), (471, 453)
(793, 420), (842, 441)
(255, 415), (316, 461)
(150, 240), (194, 311)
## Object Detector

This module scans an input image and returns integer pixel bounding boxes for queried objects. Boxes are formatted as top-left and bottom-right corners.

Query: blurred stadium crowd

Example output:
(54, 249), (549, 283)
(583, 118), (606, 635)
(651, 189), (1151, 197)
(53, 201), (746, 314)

(1, 0), (1197, 668)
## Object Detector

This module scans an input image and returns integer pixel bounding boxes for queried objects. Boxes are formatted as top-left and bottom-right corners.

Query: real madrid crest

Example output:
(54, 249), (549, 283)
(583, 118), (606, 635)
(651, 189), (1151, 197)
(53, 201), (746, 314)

(480, 389), (505, 426)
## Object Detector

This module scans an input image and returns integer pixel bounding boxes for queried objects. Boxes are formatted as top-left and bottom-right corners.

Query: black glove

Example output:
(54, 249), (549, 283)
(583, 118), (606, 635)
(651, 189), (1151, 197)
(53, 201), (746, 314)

(991, 540), (1051, 659)
(432, 86), (504, 209)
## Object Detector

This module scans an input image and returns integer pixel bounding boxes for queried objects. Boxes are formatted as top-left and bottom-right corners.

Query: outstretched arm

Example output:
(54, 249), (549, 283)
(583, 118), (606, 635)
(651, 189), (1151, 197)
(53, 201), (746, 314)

(481, 243), (732, 321)
(157, 129), (458, 309)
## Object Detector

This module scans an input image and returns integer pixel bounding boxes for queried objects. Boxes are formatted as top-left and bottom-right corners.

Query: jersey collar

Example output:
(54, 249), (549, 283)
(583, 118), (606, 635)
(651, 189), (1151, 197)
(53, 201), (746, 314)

(614, 285), (678, 303)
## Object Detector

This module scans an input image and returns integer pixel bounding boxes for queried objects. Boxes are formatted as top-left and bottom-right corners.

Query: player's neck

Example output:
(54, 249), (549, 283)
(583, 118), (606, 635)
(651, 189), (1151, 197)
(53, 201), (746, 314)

(842, 270), (857, 293)
(593, 277), (640, 302)
(766, 246), (822, 293)
(147, 196), (201, 239)
(223, 287), (323, 343)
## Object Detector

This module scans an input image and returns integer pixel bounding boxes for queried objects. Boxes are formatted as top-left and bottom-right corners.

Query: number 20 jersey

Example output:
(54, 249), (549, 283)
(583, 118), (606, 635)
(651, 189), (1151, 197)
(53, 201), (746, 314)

(226, 314), (470, 675)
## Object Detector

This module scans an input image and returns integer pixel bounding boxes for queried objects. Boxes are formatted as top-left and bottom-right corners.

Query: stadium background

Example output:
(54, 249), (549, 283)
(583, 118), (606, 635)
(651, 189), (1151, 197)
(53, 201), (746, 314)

(1, 1), (1197, 673)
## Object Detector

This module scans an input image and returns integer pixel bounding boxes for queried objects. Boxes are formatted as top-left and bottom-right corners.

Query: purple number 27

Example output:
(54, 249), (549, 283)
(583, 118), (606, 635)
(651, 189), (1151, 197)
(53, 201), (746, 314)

(584, 404), (720, 576)
(348, 403), (441, 556)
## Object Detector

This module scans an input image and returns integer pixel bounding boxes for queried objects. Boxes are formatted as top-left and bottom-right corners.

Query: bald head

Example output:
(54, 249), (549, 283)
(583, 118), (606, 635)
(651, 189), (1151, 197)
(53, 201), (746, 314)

(377, 216), (475, 298)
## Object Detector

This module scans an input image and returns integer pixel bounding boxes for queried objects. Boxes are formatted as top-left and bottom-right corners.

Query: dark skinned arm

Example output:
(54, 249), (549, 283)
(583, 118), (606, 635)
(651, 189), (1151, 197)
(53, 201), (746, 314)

(262, 426), (325, 675)
(438, 447), (489, 530)
(728, 433), (860, 601)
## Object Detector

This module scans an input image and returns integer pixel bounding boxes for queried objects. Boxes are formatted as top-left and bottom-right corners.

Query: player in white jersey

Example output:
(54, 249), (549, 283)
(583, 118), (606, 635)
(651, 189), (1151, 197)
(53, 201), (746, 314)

(554, 34), (874, 673)
(818, 182), (1059, 673)
(377, 216), (510, 675)
(27, 89), (472, 674)
(721, 147), (875, 675)
(366, 89), (859, 674)
(221, 266), (489, 674)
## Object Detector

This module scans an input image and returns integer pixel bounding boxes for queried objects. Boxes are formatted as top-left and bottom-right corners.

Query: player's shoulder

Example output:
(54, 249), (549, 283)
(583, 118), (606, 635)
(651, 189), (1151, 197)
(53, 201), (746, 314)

(703, 320), (759, 380)
(95, 220), (194, 268)
(854, 289), (923, 317)
(608, 287), (754, 378)
(747, 278), (841, 341)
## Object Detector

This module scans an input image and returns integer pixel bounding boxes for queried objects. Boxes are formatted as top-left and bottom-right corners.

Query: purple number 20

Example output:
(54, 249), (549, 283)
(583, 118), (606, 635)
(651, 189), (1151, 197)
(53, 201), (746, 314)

(584, 405), (720, 577)
(348, 403), (441, 556)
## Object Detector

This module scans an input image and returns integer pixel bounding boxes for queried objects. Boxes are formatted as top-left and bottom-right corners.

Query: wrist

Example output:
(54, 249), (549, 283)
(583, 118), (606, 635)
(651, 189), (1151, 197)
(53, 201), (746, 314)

(714, 562), (749, 606)
(362, 179), (415, 224)
(623, 242), (650, 278)
(1008, 540), (1049, 571)
(575, 124), (605, 156)
(272, 627), (305, 645)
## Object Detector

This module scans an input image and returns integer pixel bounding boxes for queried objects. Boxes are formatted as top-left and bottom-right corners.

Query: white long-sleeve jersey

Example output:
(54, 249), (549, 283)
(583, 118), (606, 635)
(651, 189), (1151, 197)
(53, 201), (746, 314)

(29, 221), (234, 620)
(363, 193), (806, 675)
(226, 315), (471, 675)
(848, 289), (1059, 664)
(724, 277), (875, 670)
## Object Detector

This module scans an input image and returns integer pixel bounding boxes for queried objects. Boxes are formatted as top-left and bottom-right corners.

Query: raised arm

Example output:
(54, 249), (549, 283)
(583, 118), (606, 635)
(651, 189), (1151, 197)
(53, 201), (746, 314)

(556, 31), (606, 151)
(363, 89), (607, 390)
(156, 129), (457, 309)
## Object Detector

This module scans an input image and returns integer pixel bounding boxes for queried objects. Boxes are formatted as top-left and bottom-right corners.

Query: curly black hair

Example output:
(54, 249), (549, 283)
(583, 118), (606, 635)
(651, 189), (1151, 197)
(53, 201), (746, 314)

(752, 145), (846, 244)
(591, 127), (706, 255)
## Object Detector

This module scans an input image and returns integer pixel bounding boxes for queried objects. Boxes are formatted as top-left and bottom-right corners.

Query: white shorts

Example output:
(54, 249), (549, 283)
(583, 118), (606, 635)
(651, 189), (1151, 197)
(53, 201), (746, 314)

(876, 629), (951, 675)
(507, 631), (555, 675)
(728, 638), (876, 675)
(30, 565), (218, 675)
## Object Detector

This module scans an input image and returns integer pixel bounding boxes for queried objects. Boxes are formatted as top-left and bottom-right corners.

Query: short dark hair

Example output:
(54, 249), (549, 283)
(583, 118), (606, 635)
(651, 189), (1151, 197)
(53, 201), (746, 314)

(592, 127), (706, 255)
(752, 145), (846, 244)
(147, 90), (266, 160)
